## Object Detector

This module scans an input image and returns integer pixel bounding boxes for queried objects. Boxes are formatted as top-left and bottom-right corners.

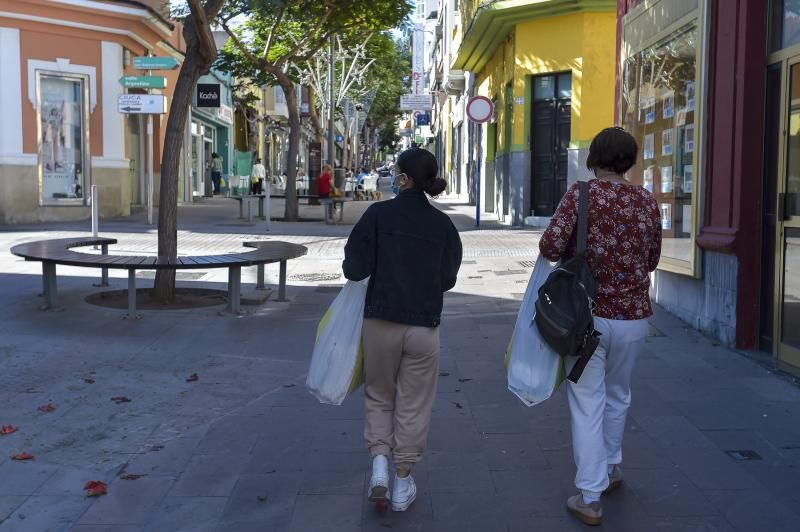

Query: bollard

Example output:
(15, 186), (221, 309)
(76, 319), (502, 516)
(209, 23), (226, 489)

(264, 185), (271, 232)
(91, 185), (99, 238)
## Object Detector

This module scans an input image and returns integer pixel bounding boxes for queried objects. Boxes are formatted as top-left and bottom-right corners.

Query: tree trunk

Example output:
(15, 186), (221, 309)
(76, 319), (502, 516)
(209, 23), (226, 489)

(152, 13), (217, 303)
(276, 72), (299, 221)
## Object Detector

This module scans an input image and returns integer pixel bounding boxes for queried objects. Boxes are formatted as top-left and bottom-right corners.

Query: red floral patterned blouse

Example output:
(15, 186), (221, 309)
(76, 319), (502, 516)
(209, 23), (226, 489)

(539, 179), (662, 320)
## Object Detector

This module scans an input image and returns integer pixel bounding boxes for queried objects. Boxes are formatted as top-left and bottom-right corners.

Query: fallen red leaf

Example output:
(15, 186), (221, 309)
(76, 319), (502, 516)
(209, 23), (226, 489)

(110, 396), (131, 404)
(186, 373), (199, 383)
(0, 425), (18, 435)
(120, 474), (145, 480)
(84, 480), (107, 497)
(37, 403), (56, 413)
(12, 452), (34, 460)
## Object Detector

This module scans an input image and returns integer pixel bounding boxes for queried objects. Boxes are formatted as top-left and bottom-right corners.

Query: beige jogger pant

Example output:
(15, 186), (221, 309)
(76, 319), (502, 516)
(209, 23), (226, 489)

(362, 318), (440, 473)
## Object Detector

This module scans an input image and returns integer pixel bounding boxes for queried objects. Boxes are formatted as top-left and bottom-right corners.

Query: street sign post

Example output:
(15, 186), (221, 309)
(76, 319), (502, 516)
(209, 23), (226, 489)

(119, 75), (167, 89)
(118, 94), (167, 114)
(133, 56), (179, 70)
(465, 96), (494, 228)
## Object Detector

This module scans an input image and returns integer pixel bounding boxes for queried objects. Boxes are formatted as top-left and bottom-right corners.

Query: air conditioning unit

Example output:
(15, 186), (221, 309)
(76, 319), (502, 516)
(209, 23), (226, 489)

(444, 70), (465, 95)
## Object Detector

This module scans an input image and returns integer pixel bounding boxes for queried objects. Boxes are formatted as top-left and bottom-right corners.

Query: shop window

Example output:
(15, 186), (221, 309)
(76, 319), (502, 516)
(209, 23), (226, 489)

(621, 21), (701, 275)
(37, 72), (89, 206)
(770, 0), (800, 52)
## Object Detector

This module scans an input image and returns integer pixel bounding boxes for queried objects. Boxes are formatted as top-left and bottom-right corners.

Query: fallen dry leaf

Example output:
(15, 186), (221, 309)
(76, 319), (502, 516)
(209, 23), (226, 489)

(186, 373), (199, 383)
(257, 495), (268, 502)
(120, 474), (145, 480)
(12, 452), (34, 460)
(110, 396), (131, 404)
(37, 403), (56, 413)
(1, 425), (18, 435)
(84, 480), (107, 497)
(84, 378), (95, 384)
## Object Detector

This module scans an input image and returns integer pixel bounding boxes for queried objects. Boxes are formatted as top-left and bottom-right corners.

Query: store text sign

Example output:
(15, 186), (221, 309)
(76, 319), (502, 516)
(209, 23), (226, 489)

(196, 84), (221, 108)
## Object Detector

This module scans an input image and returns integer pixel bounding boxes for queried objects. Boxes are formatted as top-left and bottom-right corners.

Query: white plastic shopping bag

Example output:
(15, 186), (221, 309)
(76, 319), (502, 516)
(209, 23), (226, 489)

(505, 255), (564, 406)
(306, 278), (369, 405)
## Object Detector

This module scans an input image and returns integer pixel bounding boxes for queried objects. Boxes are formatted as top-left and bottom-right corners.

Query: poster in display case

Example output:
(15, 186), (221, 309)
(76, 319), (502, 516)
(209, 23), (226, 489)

(643, 133), (655, 160)
(661, 166), (673, 193)
(663, 90), (675, 119)
(643, 166), (654, 193)
(662, 129), (673, 156)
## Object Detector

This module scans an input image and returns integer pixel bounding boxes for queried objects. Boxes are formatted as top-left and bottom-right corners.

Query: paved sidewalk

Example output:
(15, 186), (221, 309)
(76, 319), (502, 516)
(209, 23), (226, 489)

(0, 196), (798, 531)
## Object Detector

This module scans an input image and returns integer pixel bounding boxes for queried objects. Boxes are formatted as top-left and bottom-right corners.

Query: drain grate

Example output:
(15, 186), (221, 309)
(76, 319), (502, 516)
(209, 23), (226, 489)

(494, 270), (527, 276)
(518, 260), (536, 268)
(725, 450), (762, 461)
(290, 273), (341, 282)
(137, 271), (206, 281)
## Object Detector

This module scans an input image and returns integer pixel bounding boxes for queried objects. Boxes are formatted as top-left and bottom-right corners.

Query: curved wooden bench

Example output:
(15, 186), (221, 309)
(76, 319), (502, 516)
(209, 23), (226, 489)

(11, 237), (308, 318)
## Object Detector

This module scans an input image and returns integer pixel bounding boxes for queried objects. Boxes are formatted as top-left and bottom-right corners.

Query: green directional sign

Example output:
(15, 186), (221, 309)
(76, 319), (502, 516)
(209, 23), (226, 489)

(119, 75), (167, 89)
(133, 56), (179, 70)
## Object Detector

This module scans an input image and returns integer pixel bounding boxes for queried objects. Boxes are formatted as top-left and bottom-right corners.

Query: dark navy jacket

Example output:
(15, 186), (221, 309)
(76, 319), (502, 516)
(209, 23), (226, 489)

(342, 188), (462, 328)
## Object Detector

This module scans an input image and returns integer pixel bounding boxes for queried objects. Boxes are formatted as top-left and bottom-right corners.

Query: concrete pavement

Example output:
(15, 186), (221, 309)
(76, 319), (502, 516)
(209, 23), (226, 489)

(0, 195), (798, 531)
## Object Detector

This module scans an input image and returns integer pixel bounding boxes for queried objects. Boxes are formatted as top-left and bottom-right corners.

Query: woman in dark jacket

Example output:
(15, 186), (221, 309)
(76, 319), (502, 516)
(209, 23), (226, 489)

(343, 148), (462, 512)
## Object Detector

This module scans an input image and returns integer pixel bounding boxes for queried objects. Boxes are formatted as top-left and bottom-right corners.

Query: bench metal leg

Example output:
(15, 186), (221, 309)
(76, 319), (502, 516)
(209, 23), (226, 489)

(256, 264), (266, 290)
(94, 244), (109, 286)
(258, 196), (265, 218)
(40, 262), (57, 310)
(239, 201), (244, 219)
(246, 199), (254, 223)
(339, 203), (344, 222)
(124, 269), (140, 320)
(227, 266), (242, 314)
(276, 260), (288, 301)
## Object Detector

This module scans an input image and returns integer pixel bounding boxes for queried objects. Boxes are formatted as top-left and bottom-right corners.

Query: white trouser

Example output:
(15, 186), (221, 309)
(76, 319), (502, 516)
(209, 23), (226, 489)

(566, 316), (648, 499)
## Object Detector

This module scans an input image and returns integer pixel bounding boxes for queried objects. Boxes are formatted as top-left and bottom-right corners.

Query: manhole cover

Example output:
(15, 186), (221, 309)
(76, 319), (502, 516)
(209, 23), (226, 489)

(518, 260), (536, 268)
(137, 271), (206, 281)
(725, 450), (762, 461)
(290, 273), (341, 282)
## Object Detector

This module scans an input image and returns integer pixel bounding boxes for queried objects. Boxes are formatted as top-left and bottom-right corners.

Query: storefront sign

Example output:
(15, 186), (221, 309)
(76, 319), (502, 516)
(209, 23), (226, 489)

(217, 103), (233, 124)
(133, 56), (179, 70)
(412, 24), (425, 95)
(466, 96), (494, 123)
(400, 94), (433, 111)
(118, 94), (167, 114)
(196, 84), (220, 108)
(119, 76), (167, 89)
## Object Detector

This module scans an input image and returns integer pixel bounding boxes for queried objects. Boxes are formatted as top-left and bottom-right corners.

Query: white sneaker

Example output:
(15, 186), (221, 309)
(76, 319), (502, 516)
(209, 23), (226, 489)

(391, 473), (417, 512)
(368, 455), (390, 504)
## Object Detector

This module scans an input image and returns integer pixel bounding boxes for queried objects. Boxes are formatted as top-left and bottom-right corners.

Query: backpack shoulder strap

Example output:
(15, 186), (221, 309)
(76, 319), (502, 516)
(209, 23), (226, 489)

(577, 180), (589, 255)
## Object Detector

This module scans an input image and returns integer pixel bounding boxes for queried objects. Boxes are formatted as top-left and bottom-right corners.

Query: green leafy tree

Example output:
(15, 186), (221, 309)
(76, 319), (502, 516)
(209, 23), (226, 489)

(217, 0), (411, 220)
(153, 0), (227, 303)
(362, 33), (410, 153)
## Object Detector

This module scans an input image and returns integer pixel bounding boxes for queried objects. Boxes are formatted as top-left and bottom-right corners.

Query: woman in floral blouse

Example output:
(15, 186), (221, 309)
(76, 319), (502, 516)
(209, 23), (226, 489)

(539, 127), (662, 526)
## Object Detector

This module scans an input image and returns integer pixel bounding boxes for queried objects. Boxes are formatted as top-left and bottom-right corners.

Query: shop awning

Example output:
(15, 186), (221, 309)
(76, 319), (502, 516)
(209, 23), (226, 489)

(452, 0), (615, 72)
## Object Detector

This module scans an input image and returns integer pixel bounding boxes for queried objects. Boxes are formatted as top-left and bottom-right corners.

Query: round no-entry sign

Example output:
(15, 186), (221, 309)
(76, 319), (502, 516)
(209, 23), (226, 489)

(466, 96), (494, 123)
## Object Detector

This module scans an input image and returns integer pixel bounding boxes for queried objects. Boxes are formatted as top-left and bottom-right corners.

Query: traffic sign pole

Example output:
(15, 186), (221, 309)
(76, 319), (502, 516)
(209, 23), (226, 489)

(147, 67), (154, 225)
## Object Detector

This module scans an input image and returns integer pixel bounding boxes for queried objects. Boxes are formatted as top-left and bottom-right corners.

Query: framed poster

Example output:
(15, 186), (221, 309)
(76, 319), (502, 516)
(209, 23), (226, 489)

(661, 166), (673, 193)
(38, 73), (88, 205)
(661, 203), (673, 230)
(663, 90), (675, 119)
(683, 165), (693, 192)
(644, 133), (655, 160)
(686, 82), (696, 111)
(662, 129), (673, 156)
(685, 124), (695, 153)
(643, 166), (654, 192)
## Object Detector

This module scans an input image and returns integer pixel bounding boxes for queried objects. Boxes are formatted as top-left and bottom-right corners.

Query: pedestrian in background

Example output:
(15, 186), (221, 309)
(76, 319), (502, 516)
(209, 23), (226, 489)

(343, 147), (462, 512)
(251, 157), (266, 195)
(539, 127), (662, 526)
(210, 152), (223, 194)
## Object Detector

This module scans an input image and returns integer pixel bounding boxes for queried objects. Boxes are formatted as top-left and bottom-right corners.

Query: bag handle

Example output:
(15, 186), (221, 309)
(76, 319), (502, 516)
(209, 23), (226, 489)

(576, 180), (589, 255)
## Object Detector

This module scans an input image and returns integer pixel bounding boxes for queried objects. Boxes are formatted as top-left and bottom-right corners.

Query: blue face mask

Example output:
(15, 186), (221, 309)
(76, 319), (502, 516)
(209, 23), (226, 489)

(391, 174), (400, 195)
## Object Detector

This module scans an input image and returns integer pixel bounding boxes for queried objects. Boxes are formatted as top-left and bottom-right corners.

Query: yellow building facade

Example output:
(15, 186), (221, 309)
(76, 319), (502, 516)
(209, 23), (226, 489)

(440, 0), (616, 225)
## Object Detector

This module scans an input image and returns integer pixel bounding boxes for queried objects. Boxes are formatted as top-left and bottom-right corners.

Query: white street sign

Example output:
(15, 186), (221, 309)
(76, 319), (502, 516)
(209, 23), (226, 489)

(466, 96), (494, 123)
(400, 94), (433, 111)
(118, 94), (167, 114)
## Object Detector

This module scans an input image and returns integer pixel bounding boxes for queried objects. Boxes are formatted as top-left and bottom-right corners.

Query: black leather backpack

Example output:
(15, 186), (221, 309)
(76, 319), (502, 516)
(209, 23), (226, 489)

(534, 181), (600, 383)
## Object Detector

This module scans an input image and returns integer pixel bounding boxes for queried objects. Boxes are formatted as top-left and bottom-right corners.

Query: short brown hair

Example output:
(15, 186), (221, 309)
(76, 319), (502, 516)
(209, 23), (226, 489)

(586, 127), (638, 175)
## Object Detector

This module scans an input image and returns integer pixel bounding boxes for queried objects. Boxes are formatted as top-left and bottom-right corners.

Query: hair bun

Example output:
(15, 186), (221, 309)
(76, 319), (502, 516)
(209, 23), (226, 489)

(424, 177), (447, 197)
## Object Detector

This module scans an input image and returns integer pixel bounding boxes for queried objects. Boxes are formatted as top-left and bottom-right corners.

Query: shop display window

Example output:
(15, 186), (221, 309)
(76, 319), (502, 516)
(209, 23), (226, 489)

(621, 23), (699, 272)
(771, 0), (800, 52)
(37, 73), (89, 206)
